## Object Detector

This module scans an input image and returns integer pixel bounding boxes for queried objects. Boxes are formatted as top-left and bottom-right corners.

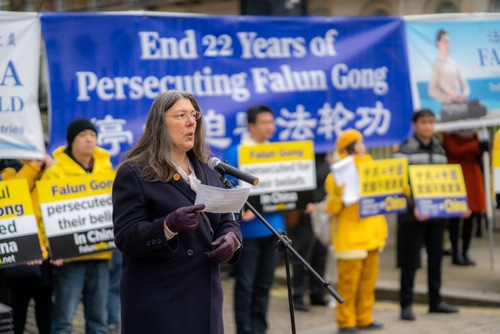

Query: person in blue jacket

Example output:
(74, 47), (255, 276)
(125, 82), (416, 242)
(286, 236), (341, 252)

(224, 105), (285, 334)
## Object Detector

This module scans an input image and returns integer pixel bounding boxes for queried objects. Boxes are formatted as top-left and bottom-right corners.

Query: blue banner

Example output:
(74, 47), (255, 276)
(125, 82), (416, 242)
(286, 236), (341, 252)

(41, 13), (413, 165)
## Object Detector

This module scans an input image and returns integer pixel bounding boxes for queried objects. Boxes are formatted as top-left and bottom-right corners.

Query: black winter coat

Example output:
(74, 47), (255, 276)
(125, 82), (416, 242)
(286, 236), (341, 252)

(112, 152), (241, 334)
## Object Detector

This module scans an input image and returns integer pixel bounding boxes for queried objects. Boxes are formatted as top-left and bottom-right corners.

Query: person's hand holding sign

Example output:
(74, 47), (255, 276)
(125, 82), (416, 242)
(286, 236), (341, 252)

(414, 208), (429, 222)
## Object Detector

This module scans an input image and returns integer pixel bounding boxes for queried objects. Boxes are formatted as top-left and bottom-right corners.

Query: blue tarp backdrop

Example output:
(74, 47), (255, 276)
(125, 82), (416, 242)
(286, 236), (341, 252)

(41, 13), (413, 165)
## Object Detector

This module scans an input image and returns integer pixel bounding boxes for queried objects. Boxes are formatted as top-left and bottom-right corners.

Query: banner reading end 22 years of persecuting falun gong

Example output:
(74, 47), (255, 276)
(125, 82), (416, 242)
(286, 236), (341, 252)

(40, 12), (414, 166)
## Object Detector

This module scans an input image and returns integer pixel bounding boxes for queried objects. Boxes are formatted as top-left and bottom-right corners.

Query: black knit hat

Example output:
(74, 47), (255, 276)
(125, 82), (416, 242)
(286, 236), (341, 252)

(66, 118), (97, 146)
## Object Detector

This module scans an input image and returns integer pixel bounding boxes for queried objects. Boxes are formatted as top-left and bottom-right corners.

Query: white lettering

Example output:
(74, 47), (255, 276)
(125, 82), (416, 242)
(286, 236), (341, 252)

(139, 30), (198, 60)
(331, 63), (388, 95)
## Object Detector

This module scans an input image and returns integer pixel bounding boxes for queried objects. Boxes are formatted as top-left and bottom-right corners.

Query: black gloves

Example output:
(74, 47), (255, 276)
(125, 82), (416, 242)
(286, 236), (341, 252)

(165, 204), (205, 233)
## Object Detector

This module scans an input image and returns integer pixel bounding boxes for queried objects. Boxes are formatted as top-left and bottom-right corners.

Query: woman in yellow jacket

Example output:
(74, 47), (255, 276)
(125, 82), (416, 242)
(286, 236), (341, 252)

(1, 157), (53, 334)
(324, 129), (387, 334)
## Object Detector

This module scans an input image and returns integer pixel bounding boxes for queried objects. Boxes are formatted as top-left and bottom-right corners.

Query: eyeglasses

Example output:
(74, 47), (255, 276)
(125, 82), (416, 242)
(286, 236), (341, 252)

(165, 110), (202, 121)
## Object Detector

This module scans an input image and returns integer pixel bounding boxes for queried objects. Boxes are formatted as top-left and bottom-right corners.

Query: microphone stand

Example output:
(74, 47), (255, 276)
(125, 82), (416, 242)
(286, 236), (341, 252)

(219, 175), (343, 334)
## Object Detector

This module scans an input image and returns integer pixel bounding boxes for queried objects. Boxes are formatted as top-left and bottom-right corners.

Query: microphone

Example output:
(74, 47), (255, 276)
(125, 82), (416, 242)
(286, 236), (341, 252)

(208, 157), (259, 186)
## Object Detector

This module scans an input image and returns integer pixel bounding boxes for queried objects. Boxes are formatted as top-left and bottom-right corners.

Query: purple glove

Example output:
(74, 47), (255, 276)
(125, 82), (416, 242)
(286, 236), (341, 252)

(205, 232), (240, 263)
(165, 204), (205, 233)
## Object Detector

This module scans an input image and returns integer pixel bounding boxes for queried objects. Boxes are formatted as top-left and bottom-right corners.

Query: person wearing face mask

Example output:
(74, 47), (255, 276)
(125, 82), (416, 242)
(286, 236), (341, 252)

(324, 129), (387, 334)
(112, 90), (242, 334)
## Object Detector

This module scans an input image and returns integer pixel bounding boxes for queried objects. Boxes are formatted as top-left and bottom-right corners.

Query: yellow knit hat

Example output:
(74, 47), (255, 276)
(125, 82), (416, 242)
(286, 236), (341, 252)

(336, 129), (363, 153)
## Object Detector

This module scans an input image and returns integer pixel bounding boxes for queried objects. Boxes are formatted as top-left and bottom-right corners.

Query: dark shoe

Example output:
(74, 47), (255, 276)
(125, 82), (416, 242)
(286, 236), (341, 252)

(462, 254), (476, 266)
(400, 306), (416, 321)
(443, 248), (452, 256)
(338, 327), (360, 333)
(360, 321), (383, 330)
(294, 299), (310, 312)
(310, 295), (329, 306)
(429, 301), (459, 314)
(452, 253), (468, 266)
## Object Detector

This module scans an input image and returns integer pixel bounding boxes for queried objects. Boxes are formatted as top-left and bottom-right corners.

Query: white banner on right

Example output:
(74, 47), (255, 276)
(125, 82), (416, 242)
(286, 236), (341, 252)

(405, 13), (500, 132)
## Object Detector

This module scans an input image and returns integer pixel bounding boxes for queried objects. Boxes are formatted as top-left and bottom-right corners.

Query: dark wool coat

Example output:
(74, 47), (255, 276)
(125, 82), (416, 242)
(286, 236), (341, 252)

(112, 152), (242, 334)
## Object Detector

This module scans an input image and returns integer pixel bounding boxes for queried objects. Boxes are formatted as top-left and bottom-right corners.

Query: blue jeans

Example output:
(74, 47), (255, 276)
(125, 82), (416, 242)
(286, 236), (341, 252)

(107, 251), (122, 326)
(233, 236), (279, 334)
(51, 260), (109, 334)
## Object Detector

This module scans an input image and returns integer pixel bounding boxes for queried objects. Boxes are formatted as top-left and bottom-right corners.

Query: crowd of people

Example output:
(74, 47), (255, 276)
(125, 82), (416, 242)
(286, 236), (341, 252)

(0, 89), (492, 334)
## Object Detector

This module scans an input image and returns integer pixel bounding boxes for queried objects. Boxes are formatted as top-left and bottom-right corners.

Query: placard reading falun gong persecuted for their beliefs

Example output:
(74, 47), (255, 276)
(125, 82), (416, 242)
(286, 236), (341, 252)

(37, 171), (116, 259)
(238, 141), (316, 213)
(409, 164), (468, 218)
(0, 179), (43, 267)
(358, 158), (408, 218)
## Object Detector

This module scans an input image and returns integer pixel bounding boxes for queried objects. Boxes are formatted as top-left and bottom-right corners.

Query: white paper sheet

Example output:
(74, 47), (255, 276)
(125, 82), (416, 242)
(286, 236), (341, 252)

(195, 184), (251, 213)
(330, 156), (360, 206)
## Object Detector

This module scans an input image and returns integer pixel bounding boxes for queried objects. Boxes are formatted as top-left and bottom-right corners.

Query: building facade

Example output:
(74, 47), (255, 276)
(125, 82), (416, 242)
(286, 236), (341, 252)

(1, 0), (500, 16)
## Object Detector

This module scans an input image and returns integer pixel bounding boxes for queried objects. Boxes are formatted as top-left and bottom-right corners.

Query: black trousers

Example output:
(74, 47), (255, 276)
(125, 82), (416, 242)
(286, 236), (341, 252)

(449, 213), (478, 255)
(233, 236), (279, 334)
(288, 213), (328, 301)
(397, 219), (445, 308)
(10, 284), (52, 334)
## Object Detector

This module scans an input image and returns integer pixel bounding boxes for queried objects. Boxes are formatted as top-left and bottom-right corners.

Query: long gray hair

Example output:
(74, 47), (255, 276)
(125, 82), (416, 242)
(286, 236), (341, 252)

(120, 90), (209, 182)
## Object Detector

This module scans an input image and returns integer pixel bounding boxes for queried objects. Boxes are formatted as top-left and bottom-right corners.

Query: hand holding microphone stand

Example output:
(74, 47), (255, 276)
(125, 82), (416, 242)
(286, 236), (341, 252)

(208, 158), (343, 334)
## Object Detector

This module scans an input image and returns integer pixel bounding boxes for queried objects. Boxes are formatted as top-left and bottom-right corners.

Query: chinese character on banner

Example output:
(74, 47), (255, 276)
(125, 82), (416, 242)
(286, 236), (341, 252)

(203, 109), (232, 149)
(276, 104), (317, 141)
(317, 102), (355, 139)
(355, 101), (391, 136)
(92, 115), (133, 157)
(232, 111), (248, 140)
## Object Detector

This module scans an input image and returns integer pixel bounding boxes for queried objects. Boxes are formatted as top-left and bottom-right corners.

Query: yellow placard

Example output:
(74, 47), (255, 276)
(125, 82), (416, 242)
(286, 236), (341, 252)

(493, 151), (500, 168)
(358, 158), (408, 196)
(0, 179), (35, 217)
(238, 141), (314, 165)
(37, 171), (116, 204)
(409, 165), (466, 199)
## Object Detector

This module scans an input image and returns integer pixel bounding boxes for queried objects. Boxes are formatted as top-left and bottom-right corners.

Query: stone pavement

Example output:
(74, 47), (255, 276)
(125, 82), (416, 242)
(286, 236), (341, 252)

(24, 228), (500, 333)
(223, 281), (500, 334)
(232, 225), (500, 333)
(276, 219), (500, 308)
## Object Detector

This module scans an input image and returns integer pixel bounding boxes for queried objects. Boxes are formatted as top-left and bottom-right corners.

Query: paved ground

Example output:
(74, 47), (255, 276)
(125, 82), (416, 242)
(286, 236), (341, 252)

(24, 226), (500, 333)
(223, 281), (500, 334)
(24, 278), (500, 334)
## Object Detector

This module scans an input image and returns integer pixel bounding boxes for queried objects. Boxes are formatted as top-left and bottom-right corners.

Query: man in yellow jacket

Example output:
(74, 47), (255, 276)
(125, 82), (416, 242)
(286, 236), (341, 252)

(41, 118), (113, 334)
(324, 129), (387, 334)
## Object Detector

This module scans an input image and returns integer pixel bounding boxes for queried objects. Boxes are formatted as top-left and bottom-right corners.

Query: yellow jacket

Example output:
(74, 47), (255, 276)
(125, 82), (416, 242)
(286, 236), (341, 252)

(1, 161), (50, 259)
(324, 154), (388, 259)
(39, 146), (113, 262)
